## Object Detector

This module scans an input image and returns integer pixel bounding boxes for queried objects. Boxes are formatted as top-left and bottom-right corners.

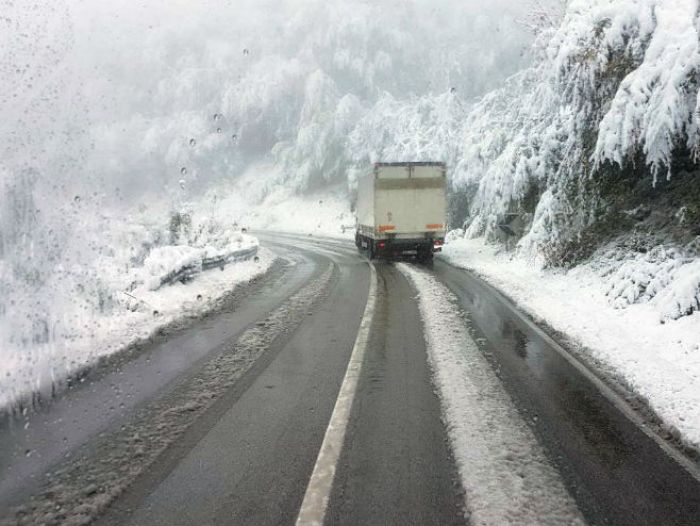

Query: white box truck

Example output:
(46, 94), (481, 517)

(355, 162), (447, 261)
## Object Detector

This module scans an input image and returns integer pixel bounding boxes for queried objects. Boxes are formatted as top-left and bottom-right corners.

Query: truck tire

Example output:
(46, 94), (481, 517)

(367, 241), (375, 260)
(417, 246), (433, 264)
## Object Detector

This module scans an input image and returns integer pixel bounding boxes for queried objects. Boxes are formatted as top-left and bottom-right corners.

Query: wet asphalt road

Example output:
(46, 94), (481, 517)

(1, 233), (699, 525)
(101, 238), (375, 525)
(325, 262), (465, 526)
(96, 235), (465, 526)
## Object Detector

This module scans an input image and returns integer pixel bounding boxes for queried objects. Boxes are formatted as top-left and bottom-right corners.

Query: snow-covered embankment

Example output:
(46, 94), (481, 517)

(0, 227), (275, 414)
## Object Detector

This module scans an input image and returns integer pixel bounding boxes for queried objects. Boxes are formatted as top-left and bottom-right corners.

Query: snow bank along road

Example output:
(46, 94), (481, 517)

(0, 234), (699, 525)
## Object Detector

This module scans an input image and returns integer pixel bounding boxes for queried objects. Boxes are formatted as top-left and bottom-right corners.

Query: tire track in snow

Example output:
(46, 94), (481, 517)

(398, 263), (586, 526)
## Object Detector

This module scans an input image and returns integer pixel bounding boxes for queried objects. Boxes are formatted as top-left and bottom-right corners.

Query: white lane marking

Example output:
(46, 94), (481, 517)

(398, 263), (586, 526)
(295, 262), (377, 526)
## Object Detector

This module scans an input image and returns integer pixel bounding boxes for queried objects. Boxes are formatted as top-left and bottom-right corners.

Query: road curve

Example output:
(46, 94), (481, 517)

(0, 243), (347, 524)
(99, 236), (374, 525)
(95, 234), (465, 526)
(2, 232), (699, 526)
(0, 245), (322, 510)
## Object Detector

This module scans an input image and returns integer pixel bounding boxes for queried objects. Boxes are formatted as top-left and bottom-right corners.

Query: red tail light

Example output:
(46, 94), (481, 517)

(378, 241), (386, 249)
(434, 239), (444, 246)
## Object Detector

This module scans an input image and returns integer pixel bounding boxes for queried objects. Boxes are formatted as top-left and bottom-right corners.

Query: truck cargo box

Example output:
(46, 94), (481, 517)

(355, 162), (447, 261)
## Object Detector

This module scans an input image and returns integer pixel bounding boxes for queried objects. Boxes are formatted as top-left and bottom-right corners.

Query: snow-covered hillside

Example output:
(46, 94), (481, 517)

(455, 0), (700, 253)
(0, 0), (534, 411)
(451, 0), (700, 322)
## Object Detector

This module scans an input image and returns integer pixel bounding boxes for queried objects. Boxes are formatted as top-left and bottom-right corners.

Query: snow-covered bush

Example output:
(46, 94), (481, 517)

(442, 0), (700, 323)
(656, 259), (700, 322)
(600, 254), (700, 324)
(603, 246), (687, 309)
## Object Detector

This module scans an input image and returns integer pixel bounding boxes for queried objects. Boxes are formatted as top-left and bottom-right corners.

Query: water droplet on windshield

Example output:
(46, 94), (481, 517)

(213, 113), (221, 121)
(216, 128), (222, 134)
(74, 195), (81, 203)
(180, 167), (187, 175)
(179, 179), (186, 190)
(24, 449), (32, 458)
(189, 138), (196, 147)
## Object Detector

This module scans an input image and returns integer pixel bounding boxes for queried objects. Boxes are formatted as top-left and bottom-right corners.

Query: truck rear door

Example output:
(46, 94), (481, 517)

(374, 165), (446, 236)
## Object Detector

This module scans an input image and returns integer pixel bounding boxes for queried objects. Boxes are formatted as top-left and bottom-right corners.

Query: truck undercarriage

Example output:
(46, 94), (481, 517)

(355, 233), (443, 263)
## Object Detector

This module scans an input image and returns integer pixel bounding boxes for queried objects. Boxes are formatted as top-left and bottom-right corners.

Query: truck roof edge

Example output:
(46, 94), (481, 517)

(373, 161), (446, 168)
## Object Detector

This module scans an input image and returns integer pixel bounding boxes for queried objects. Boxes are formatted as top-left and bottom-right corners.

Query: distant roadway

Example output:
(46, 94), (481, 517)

(0, 233), (698, 526)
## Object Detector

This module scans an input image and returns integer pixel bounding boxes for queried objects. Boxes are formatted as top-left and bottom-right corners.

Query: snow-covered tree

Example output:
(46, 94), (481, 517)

(454, 0), (700, 263)
(515, 0), (569, 36)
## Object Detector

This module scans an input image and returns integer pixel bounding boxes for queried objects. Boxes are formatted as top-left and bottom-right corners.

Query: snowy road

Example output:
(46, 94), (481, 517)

(1, 234), (699, 525)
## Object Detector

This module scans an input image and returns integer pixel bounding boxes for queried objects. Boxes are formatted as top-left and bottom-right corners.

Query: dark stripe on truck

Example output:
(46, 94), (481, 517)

(376, 178), (445, 190)
(374, 162), (446, 167)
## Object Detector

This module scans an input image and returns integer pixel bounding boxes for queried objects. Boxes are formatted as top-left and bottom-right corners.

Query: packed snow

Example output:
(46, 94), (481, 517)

(398, 263), (585, 526)
(441, 237), (700, 449)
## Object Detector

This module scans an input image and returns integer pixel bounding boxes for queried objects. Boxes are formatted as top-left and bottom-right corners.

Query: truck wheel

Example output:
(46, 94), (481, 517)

(367, 242), (375, 260)
(418, 247), (433, 264)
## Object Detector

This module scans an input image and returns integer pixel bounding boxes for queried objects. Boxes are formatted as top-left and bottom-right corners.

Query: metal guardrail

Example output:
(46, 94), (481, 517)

(201, 245), (259, 271)
(156, 245), (259, 289)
